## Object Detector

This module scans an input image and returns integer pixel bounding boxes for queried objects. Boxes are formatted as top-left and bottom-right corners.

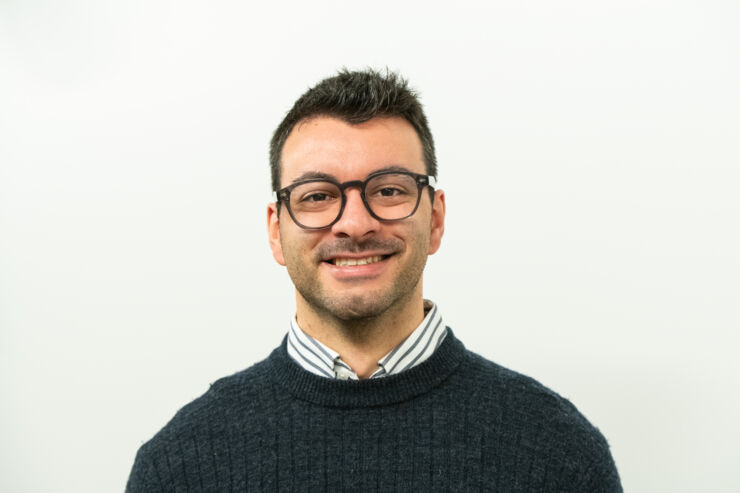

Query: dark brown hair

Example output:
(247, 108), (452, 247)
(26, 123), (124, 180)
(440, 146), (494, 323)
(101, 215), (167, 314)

(269, 68), (436, 191)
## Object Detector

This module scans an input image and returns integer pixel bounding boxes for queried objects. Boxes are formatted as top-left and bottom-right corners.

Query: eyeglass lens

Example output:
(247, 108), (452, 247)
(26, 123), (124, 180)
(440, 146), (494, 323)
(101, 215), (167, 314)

(288, 173), (420, 228)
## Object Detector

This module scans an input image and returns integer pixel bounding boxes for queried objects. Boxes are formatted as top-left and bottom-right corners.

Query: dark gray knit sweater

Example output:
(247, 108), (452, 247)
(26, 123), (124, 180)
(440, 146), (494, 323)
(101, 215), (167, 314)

(126, 331), (621, 492)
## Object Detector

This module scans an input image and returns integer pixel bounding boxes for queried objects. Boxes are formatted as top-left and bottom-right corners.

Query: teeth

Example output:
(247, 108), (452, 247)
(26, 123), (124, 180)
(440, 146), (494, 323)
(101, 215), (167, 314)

(333, 255), (384, 266)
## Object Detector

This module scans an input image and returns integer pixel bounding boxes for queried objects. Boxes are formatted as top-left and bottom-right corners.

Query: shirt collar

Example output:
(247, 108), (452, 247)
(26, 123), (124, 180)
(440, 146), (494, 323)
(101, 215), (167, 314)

(286, 300), (447, 380)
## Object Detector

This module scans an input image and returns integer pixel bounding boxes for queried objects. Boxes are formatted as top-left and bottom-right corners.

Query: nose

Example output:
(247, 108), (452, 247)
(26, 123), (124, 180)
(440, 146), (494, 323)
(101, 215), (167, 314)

(330, 188), (380, 239)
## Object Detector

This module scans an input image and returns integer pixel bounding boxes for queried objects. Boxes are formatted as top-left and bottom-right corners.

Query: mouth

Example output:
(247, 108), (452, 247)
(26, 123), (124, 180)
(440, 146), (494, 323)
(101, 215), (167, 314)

(325, 254), (391, 266)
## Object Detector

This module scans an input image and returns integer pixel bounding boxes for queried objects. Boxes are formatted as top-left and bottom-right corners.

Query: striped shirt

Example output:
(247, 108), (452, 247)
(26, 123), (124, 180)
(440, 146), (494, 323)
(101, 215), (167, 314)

(286, 300), (447, 380)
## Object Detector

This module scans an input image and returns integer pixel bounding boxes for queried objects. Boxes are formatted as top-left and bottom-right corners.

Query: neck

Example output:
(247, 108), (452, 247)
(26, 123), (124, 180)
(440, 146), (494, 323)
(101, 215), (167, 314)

(294, 284), (426, 379)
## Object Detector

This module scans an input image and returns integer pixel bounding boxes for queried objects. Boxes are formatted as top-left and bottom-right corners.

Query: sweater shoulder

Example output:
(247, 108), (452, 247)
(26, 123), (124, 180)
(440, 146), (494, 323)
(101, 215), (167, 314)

(462, 349), (591, 420)
(458, 350), (621, 491)
(138, 354), (274, 448)
(126, 355), (277, 492)
(460, 350), (616, 459)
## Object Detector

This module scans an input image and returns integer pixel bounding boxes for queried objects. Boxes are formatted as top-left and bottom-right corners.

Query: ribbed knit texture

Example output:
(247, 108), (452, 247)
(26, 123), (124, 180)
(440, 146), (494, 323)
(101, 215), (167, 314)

(127, 331), (622, 492)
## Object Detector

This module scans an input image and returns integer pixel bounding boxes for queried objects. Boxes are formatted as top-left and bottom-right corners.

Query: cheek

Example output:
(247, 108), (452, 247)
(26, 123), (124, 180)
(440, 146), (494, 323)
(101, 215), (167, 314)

(279, 228), (320, 266)
(394, 223), (431, 260)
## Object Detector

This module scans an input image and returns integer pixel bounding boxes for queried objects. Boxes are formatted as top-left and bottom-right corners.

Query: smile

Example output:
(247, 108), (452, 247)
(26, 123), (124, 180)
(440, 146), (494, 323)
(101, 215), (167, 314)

(331, 255), (388, 266)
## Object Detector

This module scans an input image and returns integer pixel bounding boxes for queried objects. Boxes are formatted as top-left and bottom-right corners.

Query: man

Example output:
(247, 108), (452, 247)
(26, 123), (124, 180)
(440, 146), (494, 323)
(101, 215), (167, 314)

(127, 69), (622, 492)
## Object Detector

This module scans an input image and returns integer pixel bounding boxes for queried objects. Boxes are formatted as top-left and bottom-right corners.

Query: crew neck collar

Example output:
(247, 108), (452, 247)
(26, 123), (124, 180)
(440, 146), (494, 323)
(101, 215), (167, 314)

(267, 329), (466, 408)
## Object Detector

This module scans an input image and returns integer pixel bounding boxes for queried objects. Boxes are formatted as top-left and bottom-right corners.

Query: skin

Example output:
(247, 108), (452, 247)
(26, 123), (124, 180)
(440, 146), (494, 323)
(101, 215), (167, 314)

(267, 116), (445, 378)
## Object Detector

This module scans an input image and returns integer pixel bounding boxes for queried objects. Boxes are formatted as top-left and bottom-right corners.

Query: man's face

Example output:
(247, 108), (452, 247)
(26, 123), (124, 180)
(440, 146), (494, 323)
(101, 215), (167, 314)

(267, 116), (445, 322)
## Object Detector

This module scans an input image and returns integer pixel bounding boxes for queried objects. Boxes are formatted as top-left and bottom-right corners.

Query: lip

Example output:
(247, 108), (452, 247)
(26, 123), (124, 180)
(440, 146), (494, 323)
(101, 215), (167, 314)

(320, 252), (394, 280)
(321, 251), (394, 262)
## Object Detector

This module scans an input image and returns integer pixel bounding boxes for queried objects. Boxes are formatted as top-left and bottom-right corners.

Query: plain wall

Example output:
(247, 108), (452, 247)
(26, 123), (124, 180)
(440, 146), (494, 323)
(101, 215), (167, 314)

(1, 1), (738, 491)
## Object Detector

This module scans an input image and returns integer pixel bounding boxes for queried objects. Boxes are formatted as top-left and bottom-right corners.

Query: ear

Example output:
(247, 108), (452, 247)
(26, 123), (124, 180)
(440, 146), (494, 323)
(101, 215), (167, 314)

(267, 202), (286, 266)
(428, 189), (446, 255)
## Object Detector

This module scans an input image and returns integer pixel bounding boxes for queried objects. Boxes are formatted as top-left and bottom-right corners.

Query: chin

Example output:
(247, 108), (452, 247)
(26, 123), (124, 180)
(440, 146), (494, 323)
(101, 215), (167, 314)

(330, 295), (391, 321)
(305, 289), (402, 322)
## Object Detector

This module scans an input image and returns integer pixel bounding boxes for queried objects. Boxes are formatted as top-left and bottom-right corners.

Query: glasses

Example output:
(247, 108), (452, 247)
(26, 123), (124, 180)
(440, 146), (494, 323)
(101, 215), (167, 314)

(274, 170), (437, 230)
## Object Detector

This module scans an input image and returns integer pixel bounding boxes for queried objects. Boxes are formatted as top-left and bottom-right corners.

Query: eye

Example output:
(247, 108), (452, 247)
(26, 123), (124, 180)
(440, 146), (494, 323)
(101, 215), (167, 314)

(378, 187), (404, 197)
(294, 186), (340, 205)
(366, 173), (416, 199)
(302, 192), (330, 202)
(369, 185), (411, 198)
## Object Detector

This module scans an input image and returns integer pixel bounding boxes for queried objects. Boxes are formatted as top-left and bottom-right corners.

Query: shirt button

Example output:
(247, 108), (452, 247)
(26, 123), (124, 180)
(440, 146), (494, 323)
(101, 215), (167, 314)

(335, 367), (354, 380)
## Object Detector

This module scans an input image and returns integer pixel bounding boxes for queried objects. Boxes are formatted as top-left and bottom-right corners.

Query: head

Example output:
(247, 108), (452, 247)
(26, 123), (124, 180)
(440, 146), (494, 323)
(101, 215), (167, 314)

(267, 70), (445, 326)
(269, 68), (437, 192)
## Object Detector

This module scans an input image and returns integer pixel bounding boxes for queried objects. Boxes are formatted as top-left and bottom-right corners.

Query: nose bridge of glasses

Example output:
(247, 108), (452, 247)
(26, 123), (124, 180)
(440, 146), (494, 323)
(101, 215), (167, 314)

(332, 179), (383, 231)
(338, 179), (367, 196)
(338, 179), (371, 215)
(338, 179), (371, 212)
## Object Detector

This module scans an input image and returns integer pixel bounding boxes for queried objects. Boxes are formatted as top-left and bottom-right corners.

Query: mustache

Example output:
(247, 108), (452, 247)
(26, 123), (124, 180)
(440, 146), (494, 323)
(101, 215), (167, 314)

(315, 237), (404, 260)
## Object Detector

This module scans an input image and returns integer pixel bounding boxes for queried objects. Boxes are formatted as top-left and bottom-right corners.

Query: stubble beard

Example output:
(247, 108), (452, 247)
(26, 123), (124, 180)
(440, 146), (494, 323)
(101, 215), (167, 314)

(284, 235), (429, 326)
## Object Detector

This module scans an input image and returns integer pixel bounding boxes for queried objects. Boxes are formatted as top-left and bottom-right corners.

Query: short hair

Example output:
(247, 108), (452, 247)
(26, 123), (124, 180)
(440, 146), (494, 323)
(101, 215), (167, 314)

(269, 68), (437, 191)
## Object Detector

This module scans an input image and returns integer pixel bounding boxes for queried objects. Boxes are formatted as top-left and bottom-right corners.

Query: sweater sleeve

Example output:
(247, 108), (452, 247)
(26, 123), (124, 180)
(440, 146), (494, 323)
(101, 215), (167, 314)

(580, 465), (623, 493)
(125, 446), (161, 493)
(576, 443), (623, 493)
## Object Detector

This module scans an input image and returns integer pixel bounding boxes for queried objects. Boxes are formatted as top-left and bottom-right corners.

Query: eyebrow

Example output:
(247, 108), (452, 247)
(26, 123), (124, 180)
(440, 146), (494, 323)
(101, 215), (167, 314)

(290, 171), (336, 184)
(368, 165), (415, 177)
(289, 165), (416, 185)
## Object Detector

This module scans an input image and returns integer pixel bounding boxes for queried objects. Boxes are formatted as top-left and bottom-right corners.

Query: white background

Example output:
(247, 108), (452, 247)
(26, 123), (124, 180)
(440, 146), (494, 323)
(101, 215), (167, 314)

(1, 1), (738, 491)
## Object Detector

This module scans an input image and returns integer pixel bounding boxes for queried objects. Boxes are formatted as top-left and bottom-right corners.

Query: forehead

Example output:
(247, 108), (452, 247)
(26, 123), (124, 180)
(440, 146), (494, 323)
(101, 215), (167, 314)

(280, 116), (425, 186)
